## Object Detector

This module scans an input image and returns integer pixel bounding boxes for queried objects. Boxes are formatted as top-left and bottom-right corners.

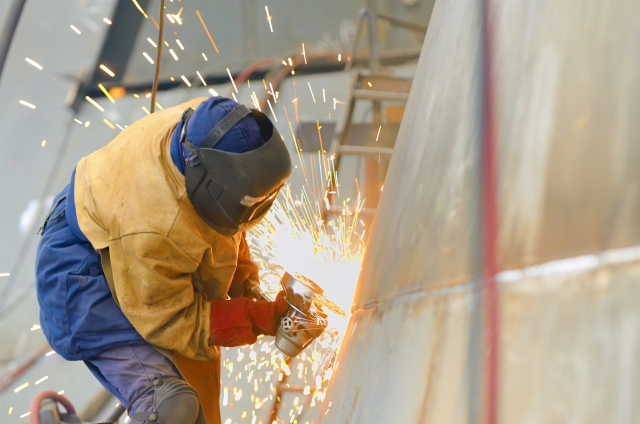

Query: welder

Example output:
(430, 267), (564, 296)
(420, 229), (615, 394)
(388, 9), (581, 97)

(35, 96), (292, 424)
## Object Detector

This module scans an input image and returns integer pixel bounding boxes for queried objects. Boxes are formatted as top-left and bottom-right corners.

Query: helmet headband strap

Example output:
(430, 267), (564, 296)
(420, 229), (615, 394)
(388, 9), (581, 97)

(198, 104), (252, 149)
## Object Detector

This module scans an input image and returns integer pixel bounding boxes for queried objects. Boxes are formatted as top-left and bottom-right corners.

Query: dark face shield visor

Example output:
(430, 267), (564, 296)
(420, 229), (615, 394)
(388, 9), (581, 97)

(181, 104), (292, 236)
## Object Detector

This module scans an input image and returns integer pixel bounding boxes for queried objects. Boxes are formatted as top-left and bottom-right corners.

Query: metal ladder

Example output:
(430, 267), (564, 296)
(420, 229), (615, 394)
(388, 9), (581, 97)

(322, 0), (425, 223)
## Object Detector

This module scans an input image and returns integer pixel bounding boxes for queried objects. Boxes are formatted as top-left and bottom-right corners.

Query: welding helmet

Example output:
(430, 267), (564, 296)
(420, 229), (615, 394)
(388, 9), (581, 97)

(180, 102), (292, 236)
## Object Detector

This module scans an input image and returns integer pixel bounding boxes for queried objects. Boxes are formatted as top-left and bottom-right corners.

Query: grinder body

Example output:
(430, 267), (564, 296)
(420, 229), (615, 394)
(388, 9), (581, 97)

(275, 272), (327, 357)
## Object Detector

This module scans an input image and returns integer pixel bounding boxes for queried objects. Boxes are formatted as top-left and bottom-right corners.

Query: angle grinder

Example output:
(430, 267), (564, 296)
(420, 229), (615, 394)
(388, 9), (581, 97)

(274, 272), (328, 357)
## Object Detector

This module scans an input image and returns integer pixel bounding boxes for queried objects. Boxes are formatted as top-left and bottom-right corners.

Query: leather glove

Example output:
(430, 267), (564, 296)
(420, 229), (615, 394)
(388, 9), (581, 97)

(209, 291), (289, 347)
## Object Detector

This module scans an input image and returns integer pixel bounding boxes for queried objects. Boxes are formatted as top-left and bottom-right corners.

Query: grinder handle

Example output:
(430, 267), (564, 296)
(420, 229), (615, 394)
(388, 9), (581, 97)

(246, 281), (274, 302)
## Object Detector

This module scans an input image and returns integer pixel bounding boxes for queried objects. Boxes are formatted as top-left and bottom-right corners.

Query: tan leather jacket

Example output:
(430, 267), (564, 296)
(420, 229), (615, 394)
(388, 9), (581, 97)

(74, 98), (259, 361)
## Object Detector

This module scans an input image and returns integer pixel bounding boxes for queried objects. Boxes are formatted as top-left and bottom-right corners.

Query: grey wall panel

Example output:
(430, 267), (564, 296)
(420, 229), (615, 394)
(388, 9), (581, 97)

(319, 0), (640, 422)
(321, 287), (478, 424)
(500, 259), (640, 422)
(352, 0), (482, 309)
(497, 1), (640, 268)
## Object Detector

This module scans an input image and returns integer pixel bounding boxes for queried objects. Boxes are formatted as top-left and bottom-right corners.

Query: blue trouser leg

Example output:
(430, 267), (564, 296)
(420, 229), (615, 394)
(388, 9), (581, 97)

(83, 344), (183, 423)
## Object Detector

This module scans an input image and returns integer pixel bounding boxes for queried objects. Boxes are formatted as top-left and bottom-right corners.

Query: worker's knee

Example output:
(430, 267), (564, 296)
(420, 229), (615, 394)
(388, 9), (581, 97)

(130, 376), (206, 424)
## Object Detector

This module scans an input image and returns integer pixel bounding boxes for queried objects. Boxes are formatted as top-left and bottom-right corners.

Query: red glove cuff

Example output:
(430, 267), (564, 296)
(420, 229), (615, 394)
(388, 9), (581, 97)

(209, 292), (289, 347)
(209, 298), (257, 347)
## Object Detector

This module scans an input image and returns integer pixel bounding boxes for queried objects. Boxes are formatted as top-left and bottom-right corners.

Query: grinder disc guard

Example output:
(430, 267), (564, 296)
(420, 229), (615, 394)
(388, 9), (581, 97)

(275, 272), (330, 357)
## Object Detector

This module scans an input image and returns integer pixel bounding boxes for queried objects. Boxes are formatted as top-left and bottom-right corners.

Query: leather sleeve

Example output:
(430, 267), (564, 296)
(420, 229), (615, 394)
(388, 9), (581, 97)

(227, 232), (260, 299)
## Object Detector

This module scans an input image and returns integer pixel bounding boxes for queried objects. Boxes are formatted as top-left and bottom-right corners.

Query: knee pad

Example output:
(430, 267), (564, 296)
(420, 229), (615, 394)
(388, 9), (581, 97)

(130, 374), (207, 424)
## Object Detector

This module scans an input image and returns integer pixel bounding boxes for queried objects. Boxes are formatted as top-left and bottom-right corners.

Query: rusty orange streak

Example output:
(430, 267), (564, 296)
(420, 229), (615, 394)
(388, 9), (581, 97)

(196, 10), (219, 53)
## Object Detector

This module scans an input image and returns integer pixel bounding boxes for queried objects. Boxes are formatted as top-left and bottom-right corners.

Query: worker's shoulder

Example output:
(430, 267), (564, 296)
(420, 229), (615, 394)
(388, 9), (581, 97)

(118, 96), (208, 137)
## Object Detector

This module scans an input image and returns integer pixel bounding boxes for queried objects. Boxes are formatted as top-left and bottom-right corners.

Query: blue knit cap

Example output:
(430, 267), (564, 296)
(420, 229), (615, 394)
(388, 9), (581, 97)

(170, 97), (264, 175)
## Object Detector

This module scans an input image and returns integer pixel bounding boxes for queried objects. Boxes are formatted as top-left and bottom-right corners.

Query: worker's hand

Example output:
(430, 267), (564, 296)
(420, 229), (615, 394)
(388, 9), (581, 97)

(209, 292), (289, 347)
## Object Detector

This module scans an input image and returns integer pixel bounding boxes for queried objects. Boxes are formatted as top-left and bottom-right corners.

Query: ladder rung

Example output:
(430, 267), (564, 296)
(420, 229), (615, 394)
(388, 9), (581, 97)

(353, 89), (409, 102)
(339, 145), (394, 156)
(324, 206), (376, 216)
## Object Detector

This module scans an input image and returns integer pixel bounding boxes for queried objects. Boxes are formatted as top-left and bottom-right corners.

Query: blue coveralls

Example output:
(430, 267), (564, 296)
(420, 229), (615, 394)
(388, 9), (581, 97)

(36, 182), (181, 421)
(35, 97), (264, 421)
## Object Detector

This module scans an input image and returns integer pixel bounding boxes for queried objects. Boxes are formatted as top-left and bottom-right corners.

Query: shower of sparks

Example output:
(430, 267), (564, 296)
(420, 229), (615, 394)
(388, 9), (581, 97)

(302, 43), (307, 64)
(251, 91), (261, 111)
(267, 99), (278, 122)
(169, 49), (179, 61)
(41, 140), (46, 147)
(376, 125), (382, 141)
(196, 10), (219, 53)
(103, 119), (116, 129)
(13, 382), (29, 393)
(45, 350), (55, 356)
(338, 53), (342, 61)
(323, 88), (326, 102)
(248, 166), (367, 372)
(8, 407), (12, 415)
(265, 6), (274, 32)
(143, 52), (154, 64)
(85, 96), (105, 112)
(103, 18), (112, 25)
(308, 82), (316, 103)
(98, 84), (116, 103)
(25, 58), (42, 70)
(0, 273), (9, 277)
(35, 376), (48, 385)
(181, 75), (191, 87)
(142, 106), (150, 115)
(196, 71), (206, 86)
(99, 64), (115, 77)
(176, 39), (184, 50)
(30, 324), (41, 331)
(209, 88), (218, 97)
(147, 37), (157, 47)
(202, 52), (208, 61)
(70, 25), (81, 34)
(19, 100), (35, 109)
(131, 0), (148, 18)
(227, 68), (238, 93)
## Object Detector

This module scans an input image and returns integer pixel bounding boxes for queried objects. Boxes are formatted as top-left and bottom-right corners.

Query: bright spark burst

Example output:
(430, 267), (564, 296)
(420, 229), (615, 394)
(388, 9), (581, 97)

(99, 64), (115, 77)
(196, 10), (219, 53)
(196, 71), (206, 86)
(308, 82), (316, 103)
(248, 180), (366, 370)
(103, 119), (116, 129)
(85, 96), (104, 112)
(131, 0), (148, 19)
(169, 49), (179, 61)
(70, 25), (81, 34)
(103, 18), (112, 25)
(25, 58), (42, 70)
(181, 75), (191, 87)
(227, 68), (238, 93)
(19, 100), (35, 109)
(143, 52), (154, 64)
(98, 84), (116, 103)
(265, 6), (274, 32)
